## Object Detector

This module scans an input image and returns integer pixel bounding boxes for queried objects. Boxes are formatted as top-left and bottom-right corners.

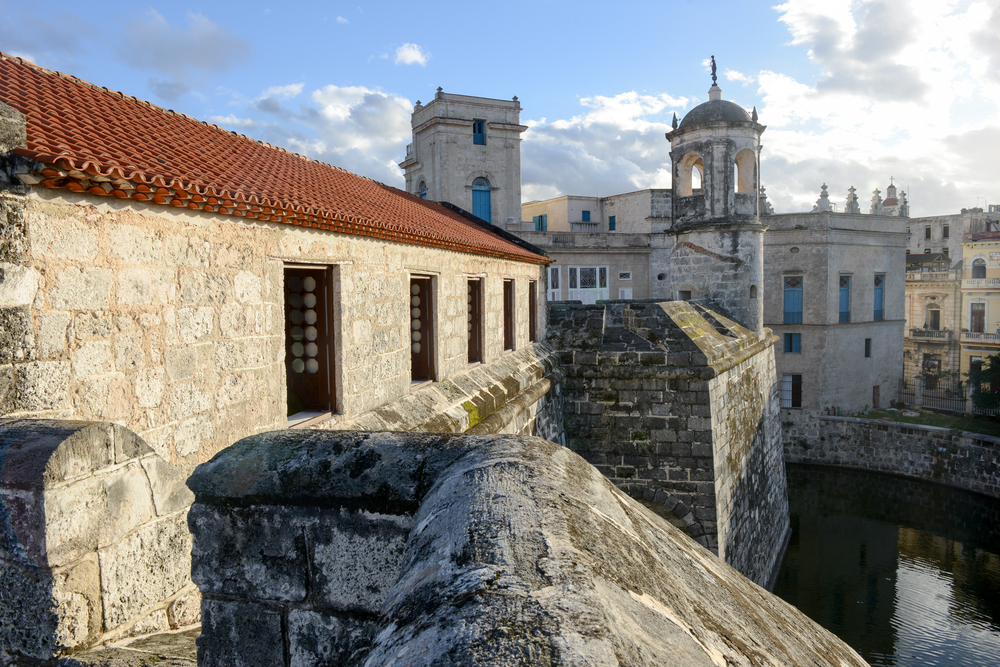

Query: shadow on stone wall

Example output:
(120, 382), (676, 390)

(0, 420), (199, 662)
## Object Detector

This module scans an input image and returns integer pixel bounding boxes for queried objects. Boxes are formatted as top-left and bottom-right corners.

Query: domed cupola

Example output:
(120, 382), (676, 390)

(665, 57), (766, 227)
(657, 57), (767, 333)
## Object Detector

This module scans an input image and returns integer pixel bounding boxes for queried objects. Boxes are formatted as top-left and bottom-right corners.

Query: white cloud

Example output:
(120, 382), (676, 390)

(725, 69), (755, 86)
(208, 114), (258, 129)
(521, 91), (690, 202)
(260, 83), (304, 100)
(394, 43), (429, 66)
(250, 84), (413, 185)
(757, 0), (1000, 215)
(336, 16), (348, 24)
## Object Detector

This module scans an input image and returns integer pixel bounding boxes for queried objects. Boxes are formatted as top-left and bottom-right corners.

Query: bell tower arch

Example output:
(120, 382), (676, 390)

(662, 58), (767, 332)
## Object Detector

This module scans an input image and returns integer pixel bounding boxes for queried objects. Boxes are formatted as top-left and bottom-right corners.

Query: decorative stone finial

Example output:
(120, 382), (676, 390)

(759, 186), (775, 215)
(435, 86), (443, 100)
(512, 95), (518, 102)
(751, 106), (758, 122)
(844, 186), (861, 214)
(672, 112), (678, 130)
(811, 183), (833, 212)
(870, 188), (884, 215)
(711, 55), (717, 85)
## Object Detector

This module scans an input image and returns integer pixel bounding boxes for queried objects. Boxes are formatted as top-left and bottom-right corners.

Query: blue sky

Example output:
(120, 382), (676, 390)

(3, 0), (998, 216)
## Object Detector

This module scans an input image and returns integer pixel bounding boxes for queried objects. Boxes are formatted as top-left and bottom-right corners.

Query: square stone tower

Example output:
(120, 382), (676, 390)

(398, 90), (527, 227)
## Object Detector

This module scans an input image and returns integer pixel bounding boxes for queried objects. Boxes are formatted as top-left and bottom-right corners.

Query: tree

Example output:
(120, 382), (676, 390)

(966, 354), (1000, 413)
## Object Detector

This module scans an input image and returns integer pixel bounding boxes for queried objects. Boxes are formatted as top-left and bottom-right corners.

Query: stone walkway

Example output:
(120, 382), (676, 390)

(56, 627), (198, 666)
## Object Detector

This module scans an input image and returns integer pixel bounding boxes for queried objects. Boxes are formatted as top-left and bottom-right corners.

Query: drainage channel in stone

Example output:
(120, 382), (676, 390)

(55, 626), (199, 666)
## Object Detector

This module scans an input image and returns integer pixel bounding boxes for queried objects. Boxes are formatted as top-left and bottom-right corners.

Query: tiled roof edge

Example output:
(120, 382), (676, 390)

(436, 201), (550, 261)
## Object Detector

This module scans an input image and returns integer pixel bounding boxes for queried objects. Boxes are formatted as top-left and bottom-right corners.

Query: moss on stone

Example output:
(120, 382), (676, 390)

(463, 401), (480, 428)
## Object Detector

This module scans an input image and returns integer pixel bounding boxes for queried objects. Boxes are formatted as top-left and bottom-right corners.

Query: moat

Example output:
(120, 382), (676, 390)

(775, 464), (1000, 666)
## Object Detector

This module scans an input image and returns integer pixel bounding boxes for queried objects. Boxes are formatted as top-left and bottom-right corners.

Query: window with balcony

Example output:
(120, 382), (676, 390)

(973, 259), (986, 279)
(874, 274), (884, 321)
(784, 276), (803, 324)
(927, 307), (940, 330)
(839, 276), (851, 323)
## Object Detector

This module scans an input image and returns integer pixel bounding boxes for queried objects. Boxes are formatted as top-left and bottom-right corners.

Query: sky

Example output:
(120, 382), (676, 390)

(2, 0), (998, 217)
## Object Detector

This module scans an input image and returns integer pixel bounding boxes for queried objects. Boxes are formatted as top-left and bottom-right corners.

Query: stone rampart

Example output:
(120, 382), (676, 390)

(0, 420), (199, 662)
(784, 414), (1000, 498)
(187, 429), (867, 667)
(548, 300), (788, 588)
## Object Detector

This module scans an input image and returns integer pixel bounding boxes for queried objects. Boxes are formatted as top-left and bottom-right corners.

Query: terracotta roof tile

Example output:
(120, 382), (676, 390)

(0, 54), (547, 264)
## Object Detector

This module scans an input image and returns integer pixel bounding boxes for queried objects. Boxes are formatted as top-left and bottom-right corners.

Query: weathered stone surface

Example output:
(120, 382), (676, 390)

(310, 509), (412, 613)
(99, 513), (192, 630)
(0, 262), (39, 307)
(189, 505), (308, 602)
(116, 269), (176, 307)
(0, 306), (33, 364)
(139, 455), (195, 516)
(166, 588), (201, 629)
(189, 431), (866, 667)
(39, 311), (72, 357)
(49, 267), (113, 311)
(198, 599), (284, 667)
(288, 609), (375, 667)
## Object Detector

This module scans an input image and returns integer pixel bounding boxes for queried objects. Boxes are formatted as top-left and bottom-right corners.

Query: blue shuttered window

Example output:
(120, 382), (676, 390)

(874, 275), (884, 321)
(533, 214), (548, 231)
(784, 276), (803, 324)
(473, 120), (485, 145)
(784, 333), (801, 353)
(582, 210), (590, 222)
(472, 178), (491, 222)
(609, 215), (616, 231)
(839, 276), (851, 323)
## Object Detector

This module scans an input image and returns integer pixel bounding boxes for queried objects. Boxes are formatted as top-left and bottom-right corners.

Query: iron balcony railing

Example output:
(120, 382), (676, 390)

(909, 328), (951, 340)
(960, 331), (1000, 344)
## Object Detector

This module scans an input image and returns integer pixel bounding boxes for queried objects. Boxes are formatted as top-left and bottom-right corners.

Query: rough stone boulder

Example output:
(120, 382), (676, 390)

(188, 430), (867, 666)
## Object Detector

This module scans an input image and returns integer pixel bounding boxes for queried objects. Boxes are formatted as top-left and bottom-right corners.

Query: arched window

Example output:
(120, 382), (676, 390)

(749, 285), (757, 299)
(676, 152), (704, 197)
(472, 177), (491, 222)
(734, 149), (756, 193)
(419, 181), (427, 199)
(973, 258), (986, 279)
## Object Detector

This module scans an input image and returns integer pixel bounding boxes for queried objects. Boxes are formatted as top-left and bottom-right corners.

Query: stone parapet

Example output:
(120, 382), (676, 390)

(187, 429), (867, 667)
(784, 413), (1000, 498)
(0, 419), (198, 662)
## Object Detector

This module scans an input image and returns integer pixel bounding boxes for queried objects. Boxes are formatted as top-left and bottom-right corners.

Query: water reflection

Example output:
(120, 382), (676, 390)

(775, 465), (1000, 666)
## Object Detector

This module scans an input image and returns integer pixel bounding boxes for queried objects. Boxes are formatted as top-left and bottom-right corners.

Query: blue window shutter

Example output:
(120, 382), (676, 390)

(784, 286), (802, 324)
(609, 215), (616, 231)
(582, 210), (590, 222)
(533, 215), (540, 231)
(541, 214), (547, 231)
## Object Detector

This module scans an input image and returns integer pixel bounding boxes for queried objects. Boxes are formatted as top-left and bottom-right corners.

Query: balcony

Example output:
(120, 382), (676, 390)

(962, 278), (1000, 289)
(960, 331), (1000, 345)
(909, 328), (952, 341)
(906, 271), (958, 281)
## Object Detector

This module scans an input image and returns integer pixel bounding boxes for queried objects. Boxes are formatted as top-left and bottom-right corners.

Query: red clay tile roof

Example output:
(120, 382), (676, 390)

(0, 54), (547, 265)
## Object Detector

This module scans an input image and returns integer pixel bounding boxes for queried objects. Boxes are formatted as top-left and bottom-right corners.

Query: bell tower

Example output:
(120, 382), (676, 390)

(662, 57), (767, 332)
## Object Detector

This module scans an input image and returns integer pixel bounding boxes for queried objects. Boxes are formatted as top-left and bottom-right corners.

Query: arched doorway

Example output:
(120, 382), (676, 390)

(472, 177), (491, 222)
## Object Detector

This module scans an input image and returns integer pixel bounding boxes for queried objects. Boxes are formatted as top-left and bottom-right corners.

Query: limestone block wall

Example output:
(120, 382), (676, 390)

(0, 420), (198, 662)
(187, 429), (867, 667)
(0, 186), (546, 473)
(784, 414), (1000, 498)
(549, 300), (789, 587)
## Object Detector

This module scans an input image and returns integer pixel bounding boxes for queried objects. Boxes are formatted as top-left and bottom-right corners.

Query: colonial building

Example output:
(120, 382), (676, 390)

(959, 228), (1000, 379)
(397, 90), (526, 227)
(903, 253), (961, 378)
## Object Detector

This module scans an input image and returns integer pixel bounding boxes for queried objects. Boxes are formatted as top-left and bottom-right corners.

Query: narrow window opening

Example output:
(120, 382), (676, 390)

(410, 276), (434, 382)
(609, 215), (616, 231)
(873, 274), (884, 321)
(472, 177), (491, 222)
(419, 181), (427, 199)
(503, 279), (515, 351)
(528, 281), (538, 342)
(285, 266), (333, 419)
(473, 119), (485, 145)
(839, 276), (851, 323)
(784, 276), (803, 324)
(781, 374), (802, 408)
(864, 338), (872, 358)
(467, 279), (483, 364)
(784, 333), (801, 353)
(749, 284), (758, 299)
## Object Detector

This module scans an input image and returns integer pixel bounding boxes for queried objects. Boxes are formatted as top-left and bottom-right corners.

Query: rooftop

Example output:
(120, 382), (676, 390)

(0, 54), (546, 265)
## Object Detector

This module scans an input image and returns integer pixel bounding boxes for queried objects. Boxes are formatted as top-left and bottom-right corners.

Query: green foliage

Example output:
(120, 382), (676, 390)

(966, 353), (1000, 413)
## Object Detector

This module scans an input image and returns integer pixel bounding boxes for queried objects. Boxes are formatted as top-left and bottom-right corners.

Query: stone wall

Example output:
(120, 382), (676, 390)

(0, 420), (198, 662)
(187, 429), (867, 667)
(549, 300), (788, 587)
(0, 187), (545, 473)
(784, 414), (1000, 498)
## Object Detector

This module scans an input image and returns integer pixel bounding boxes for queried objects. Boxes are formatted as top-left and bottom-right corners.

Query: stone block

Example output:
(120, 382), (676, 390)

(116, 269), (176, 307)
(13, 360), (70, 411)
(98, 512), (192, 630)
(0, 306), (33, 364)
(189, 505), (308, 602)
(138, 455), (195, 516)
(198, 598), (285, 667)
(177, 307), (215, 344)
(0, 262), (39, 307)
(167, 587), (201, 629)
(173, 414), (213, 457)
(38, 312), (71, 358)
(74, 375), (132, 422)
(73, 341), (113, 378)
(49, 268), (112, 310)
(109, 226), (163, 264)
(308, 509), (412, 613)
(113, 330), (144, 371)
(287, 609), (377, 667)
(134, 367), (165, 408)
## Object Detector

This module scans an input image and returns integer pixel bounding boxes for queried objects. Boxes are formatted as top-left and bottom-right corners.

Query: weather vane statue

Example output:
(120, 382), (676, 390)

(711, 55), (717, 85)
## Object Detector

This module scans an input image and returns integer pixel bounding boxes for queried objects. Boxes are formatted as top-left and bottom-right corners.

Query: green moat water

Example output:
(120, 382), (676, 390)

(775, 464), (1000, 666)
